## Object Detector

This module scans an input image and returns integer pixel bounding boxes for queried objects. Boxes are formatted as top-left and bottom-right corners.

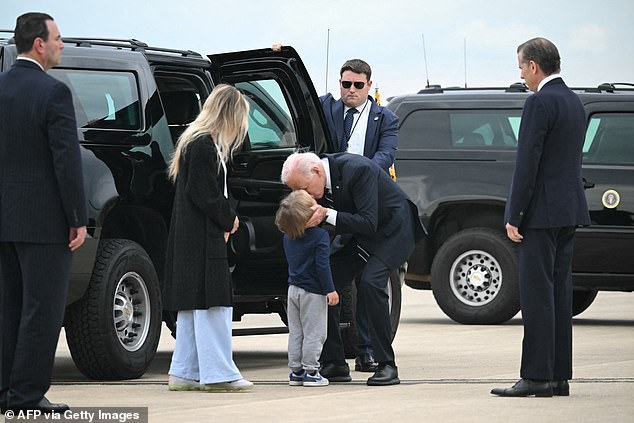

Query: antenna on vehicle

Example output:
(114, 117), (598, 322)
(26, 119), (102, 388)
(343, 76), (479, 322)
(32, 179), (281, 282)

(464, 38), (467, 88)
(422, 33), (431, 88)
(325, 28), (330, 94)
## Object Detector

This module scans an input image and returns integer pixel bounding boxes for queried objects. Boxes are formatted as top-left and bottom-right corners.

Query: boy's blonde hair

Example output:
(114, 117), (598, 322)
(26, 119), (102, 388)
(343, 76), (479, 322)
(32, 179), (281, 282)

(275, 190), (316, 240)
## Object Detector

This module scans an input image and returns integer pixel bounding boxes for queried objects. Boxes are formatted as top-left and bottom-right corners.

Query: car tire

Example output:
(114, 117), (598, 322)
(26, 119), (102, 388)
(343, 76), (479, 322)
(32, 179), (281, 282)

(431, 228), (520, 324)
(341, 266), (404, 358)
(572, 289), (598, 316)
(65, 239), (162, 380)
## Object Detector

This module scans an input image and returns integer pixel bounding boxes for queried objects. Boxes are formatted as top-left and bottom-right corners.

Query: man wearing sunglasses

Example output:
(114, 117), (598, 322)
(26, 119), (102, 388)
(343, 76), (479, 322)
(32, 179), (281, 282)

(319, 59), (399, 382)
(320, 59), (398, 173)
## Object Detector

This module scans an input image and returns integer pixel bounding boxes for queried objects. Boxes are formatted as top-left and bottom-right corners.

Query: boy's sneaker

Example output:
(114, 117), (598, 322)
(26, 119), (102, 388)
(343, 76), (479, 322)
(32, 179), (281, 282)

(168, 375), (201, 391)
(303, 371), (329, 387)
(289, 371), (305, 386)
(202, 378), (254, 392)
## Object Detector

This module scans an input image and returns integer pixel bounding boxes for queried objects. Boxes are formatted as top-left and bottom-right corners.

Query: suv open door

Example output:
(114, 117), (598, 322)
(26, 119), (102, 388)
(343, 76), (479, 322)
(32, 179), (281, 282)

(207, 46), (332, 311)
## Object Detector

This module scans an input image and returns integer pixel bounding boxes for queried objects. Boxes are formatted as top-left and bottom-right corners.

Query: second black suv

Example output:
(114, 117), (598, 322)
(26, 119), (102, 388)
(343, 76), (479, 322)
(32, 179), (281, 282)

(388, 83), (634, 324)
(0, 36), (404, 380)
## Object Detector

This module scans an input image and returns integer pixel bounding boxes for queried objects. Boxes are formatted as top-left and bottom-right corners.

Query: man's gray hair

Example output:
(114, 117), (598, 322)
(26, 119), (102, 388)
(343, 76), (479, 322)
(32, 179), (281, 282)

(281, 152), (321, 184)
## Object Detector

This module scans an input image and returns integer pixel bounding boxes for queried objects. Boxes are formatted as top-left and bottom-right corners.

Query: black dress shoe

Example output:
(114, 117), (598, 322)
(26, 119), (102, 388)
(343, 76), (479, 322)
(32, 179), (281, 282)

(367, 363), (400, 386)
(355, 353), (379, 372)
(320, 363), (352, 382)
(551, 380), (570, 396)
(490, 379), (553, 397)
(7, 397), (70, 414)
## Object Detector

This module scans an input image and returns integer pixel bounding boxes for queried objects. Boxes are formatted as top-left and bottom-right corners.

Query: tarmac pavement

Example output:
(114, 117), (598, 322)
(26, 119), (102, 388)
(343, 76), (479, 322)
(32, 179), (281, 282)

(24, 289), (634, 422)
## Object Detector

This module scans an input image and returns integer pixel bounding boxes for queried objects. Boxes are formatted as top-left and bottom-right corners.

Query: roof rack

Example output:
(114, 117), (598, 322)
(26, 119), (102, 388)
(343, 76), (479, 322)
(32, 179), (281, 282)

(417, 83), (529, 94)
(61, 37), (203, 58)
(0, 31), (202, 58)
(585, 83), (634, 93)
(0, 29), (14, 43)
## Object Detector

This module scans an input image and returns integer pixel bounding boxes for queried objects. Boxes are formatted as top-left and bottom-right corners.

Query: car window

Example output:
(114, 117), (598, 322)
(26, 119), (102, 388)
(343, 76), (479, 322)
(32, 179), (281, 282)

(583, 113), (634, 164)
(235, 79), (297, 150)
(449, 111), (521, 148)
(50, 69), (140, 130)
(399, 109), (521, 149)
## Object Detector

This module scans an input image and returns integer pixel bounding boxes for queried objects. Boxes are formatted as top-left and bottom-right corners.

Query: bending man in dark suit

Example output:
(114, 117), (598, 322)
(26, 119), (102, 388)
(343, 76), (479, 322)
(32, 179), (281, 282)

(0, 13), (87, 413)
(491, 37), (590, 397)
(320, 59), (399, 373)
(281, 152), (424, 386)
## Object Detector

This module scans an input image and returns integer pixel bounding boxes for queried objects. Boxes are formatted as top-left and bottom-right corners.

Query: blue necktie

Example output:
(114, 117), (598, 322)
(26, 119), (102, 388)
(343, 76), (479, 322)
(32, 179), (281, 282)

(344, 108), (358, 142)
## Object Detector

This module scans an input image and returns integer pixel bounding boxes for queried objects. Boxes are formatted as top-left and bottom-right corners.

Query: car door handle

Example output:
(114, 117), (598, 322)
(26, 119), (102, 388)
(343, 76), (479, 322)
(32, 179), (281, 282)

(583, 178), (595, 189)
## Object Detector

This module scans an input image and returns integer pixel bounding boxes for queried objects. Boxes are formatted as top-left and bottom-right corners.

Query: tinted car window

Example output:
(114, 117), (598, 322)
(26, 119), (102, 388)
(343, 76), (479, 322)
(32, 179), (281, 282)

(583, 113), (634, 164)
(236, 79), (297, 150)
(400, 109), (521, 149)
(51, 69), (140, 130)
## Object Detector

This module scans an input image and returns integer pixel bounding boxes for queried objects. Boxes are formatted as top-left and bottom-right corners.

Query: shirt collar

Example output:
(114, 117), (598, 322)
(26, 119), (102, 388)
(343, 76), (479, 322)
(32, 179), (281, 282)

(17, 56), (45, 71)
(321, 157), (332, 192)
(344, 98), (370, 115)
(538, 74), (562, 91)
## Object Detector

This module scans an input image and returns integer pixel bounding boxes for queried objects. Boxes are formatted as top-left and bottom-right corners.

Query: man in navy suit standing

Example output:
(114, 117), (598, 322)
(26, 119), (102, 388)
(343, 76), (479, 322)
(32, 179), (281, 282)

(319, 59), (399, 375)
(0, 13), (87, 413)
(320, 59), (398, 173)
(491, 38), (590, 397)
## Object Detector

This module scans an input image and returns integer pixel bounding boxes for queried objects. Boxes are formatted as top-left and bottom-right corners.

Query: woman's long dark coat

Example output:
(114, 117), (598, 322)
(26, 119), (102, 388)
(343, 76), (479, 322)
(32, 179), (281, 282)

(162, 135), (236, 311)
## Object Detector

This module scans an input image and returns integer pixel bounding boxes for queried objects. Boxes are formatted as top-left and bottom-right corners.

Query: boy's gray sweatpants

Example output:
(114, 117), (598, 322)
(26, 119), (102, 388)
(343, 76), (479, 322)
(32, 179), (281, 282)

(287, 284), (328, 372)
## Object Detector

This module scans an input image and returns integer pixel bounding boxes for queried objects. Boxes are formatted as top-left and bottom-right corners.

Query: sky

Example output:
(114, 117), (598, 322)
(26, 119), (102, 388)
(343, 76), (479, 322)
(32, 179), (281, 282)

(2, 0), (634, 102)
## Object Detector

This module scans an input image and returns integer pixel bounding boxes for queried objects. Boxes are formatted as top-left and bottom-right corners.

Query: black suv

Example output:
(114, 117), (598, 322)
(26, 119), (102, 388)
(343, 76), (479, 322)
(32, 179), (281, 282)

(388, 84), (634, 324)
(0, 35), (404, 380)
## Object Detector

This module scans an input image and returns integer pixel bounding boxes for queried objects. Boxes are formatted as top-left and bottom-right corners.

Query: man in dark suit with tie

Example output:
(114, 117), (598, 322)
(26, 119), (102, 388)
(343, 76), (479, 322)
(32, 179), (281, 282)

(0, 13), (87, 413)
(320, 59), (398, 173)
(320, 59), (399, 373)
(281, 151), (424, 386)
(491, 38), (590, 397)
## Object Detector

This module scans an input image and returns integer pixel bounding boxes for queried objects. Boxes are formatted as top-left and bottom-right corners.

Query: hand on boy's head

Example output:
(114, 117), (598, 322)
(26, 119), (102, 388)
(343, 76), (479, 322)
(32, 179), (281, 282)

(306, 204), (327, 228)
(327, 291), (339, 306)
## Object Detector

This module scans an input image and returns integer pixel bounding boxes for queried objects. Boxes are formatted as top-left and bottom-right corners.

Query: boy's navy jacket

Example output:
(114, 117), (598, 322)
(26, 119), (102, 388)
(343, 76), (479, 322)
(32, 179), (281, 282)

(283, 227), (335, 295)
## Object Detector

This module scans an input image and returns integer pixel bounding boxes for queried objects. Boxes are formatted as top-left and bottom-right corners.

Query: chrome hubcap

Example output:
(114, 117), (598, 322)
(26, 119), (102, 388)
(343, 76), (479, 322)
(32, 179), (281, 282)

(113, 272), (150, 351)
(449, 250), (502, 306)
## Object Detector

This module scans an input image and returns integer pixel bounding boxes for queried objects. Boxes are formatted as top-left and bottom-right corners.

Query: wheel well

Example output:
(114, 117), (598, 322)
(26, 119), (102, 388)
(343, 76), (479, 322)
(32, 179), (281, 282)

(100, 205), (168, 283)
(430, 202), (506, 259)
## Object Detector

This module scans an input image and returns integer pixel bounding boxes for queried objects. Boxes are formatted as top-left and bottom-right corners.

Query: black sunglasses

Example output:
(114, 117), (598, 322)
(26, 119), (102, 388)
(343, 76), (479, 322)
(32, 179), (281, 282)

(341, 80), (365, 89)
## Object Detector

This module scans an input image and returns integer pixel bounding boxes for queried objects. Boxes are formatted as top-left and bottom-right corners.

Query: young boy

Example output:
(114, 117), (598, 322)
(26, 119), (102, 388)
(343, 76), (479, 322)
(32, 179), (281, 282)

(275, 190), (339, 386)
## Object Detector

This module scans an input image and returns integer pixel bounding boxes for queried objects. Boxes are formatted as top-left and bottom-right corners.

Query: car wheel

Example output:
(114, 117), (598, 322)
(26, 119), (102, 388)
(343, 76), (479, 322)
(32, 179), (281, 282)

(65, 239), (162, 380)
(572, 289), (598, 316)
(431, 228), (520, 324)
(341, 265), (404, 358)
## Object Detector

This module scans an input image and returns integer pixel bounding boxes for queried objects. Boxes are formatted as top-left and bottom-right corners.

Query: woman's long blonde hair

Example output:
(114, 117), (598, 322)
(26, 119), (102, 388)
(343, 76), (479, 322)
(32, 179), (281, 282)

(168, 84), (249, 182)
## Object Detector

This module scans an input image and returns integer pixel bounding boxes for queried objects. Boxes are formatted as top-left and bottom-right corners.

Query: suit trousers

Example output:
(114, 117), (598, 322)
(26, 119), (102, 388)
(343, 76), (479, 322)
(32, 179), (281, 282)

(0, 242), (72, 408)
(320, 244), (395, 365)
(518, 226), (576, 381)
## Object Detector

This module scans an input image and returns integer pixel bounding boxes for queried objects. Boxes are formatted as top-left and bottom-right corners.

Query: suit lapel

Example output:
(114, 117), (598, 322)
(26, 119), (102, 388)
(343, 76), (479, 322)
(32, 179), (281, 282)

(331, 100), (345, 151)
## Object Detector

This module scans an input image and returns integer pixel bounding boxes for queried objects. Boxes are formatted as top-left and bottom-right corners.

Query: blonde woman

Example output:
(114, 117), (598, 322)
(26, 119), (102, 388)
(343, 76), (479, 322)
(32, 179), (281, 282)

(162, 84), (253, 392)
(275, 190), (339, 387)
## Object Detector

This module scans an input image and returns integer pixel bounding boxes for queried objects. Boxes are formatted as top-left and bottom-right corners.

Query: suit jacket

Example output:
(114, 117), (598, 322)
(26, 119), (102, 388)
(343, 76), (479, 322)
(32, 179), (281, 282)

(324, 153), (424, 269)
(162, 136), (236, 310)
(0, 59), (87, 243)
(505, 77), (590, 229)
(320, 93), (398, 172)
